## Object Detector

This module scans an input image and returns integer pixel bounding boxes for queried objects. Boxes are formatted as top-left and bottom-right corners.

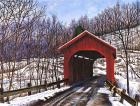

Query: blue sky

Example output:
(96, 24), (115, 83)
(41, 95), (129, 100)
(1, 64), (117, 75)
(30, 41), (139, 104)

(39, 0), (138, 25)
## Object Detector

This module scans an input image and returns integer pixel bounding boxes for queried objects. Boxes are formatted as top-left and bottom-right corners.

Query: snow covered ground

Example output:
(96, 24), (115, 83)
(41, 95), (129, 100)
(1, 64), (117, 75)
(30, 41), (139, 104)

(1, 58), (64, 91)
(93, 56), (140, 105)
(94, 55), (140, 99)
(0, 57), (139, 106)
(94, 69), (140, 105)
(115, 75), (140, 98)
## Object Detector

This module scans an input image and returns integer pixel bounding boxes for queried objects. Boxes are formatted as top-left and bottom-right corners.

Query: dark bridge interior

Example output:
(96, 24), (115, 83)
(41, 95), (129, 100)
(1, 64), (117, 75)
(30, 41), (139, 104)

(70, 51), (105, 83)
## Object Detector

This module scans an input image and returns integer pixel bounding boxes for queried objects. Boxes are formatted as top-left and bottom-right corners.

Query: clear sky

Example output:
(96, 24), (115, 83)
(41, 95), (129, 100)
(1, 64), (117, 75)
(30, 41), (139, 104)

(39, 0), (138, 25)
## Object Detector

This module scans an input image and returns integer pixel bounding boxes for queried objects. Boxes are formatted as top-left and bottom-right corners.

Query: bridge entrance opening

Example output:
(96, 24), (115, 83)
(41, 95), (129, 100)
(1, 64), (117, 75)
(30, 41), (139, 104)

(69, 51), (105, 83)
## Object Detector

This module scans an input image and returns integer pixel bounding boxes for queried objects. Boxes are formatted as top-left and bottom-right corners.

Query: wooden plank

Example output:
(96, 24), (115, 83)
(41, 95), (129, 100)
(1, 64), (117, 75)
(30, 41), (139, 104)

(106, 80), (113, 87)
(121, 93), (137, 105)
(115, 88), (121, 96)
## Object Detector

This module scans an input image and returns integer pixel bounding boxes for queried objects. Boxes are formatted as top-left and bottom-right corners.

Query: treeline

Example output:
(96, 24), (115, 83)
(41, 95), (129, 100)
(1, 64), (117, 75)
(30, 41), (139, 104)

(0, 0), (70, 62)
(69, 1), (140, 36)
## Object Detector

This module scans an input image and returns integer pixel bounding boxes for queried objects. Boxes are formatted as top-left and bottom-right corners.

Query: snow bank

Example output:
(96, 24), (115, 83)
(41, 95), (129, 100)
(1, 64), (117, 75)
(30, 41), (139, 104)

(97, 87), (111, 95)
(115, 75), (140, 98)
(0, 103), (11, 106)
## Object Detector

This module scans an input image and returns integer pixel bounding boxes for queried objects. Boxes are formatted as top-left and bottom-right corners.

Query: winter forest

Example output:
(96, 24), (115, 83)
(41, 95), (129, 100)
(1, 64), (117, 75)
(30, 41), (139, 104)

(0, 0), (140, 105)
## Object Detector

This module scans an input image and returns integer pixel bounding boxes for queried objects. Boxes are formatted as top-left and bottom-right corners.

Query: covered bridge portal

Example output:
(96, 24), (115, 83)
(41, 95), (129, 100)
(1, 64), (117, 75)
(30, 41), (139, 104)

(58, 31), (116, 84)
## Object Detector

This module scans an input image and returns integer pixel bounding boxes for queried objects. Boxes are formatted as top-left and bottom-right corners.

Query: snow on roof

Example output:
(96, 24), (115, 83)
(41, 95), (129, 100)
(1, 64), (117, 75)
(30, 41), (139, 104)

(58, 30), (116, 52)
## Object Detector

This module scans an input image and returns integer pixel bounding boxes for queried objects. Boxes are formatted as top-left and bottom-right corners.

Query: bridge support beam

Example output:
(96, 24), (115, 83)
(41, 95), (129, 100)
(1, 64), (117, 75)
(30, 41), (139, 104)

(106, 56), (115, 83)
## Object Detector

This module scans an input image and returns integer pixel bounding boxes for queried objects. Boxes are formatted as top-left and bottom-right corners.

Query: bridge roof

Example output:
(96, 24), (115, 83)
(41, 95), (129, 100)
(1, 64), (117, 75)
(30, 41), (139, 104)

(58, 30), (116, 53)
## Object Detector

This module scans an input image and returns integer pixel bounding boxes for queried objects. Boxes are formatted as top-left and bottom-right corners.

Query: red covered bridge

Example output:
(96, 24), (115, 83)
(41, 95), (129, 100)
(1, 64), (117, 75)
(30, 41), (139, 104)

(58, 30), (116, 84)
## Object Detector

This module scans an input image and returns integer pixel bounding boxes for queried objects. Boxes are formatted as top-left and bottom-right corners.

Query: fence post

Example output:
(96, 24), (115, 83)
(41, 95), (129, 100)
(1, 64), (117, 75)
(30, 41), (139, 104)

(0, 88), (4, 103)
(44, 80), (47, 90)
(113, 81), (117, 97)
(113, 87), (116, 97)
(135, 94), (139, 106)
(6, 96), (9, 103)
(109, 85), (112, 91)
(27, 83), (31, 95)
(57, 78), (60, 89)
(120, 89), (126, 103)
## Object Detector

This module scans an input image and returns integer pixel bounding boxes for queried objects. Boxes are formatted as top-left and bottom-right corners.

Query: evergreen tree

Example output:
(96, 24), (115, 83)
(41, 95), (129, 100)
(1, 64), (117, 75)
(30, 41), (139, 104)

(73, 25), (84, 38)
